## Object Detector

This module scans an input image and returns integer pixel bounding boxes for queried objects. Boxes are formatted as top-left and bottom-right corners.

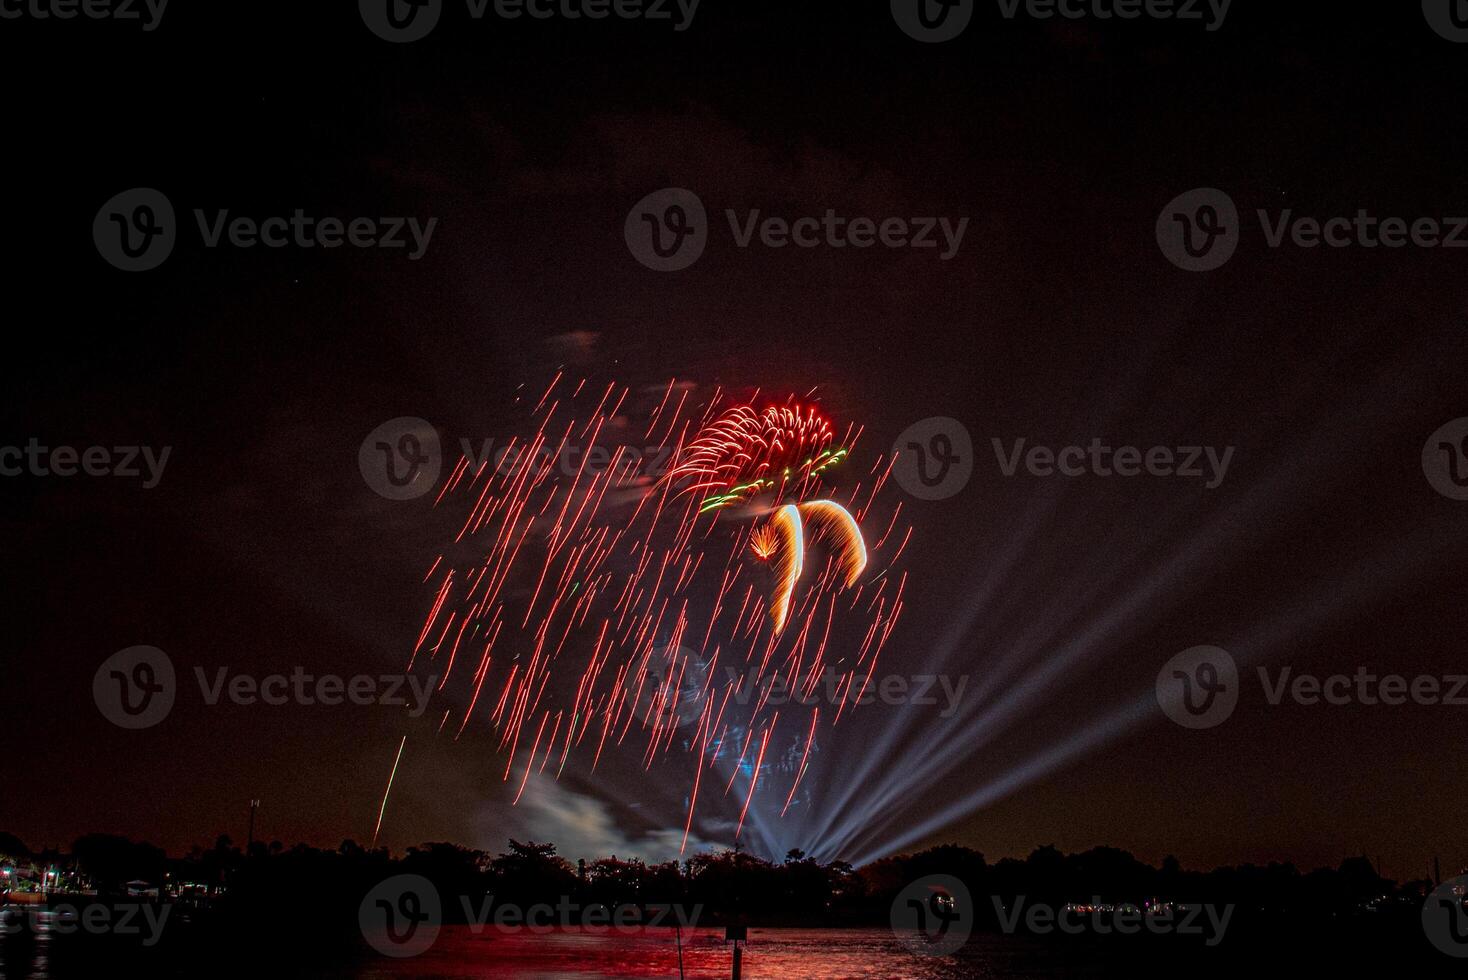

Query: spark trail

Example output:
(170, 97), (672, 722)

(372, 735), (407, 849)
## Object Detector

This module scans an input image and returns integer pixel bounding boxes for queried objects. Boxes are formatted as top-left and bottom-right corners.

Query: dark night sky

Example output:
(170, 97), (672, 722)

(3, 1), (1467, 882)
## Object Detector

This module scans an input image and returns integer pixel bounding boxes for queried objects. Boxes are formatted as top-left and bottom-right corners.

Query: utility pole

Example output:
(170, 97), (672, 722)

(247, 800), (260, 852)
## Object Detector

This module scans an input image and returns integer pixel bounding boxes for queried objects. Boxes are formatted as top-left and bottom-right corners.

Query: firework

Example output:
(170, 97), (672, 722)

(665, 403), (850, 514)
(749, 500), (867, 635)
(408, 378), (910, 849)
(372, 736), (407, 849)
(752, 504), (804, 634)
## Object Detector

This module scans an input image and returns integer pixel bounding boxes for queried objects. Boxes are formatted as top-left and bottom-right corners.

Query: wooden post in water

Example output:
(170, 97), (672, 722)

(725, 924), (747, 980)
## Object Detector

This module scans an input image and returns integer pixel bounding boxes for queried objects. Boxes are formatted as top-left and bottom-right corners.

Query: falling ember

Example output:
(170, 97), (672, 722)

(372, 736), (407, 850)
(407, 382), (911, 851)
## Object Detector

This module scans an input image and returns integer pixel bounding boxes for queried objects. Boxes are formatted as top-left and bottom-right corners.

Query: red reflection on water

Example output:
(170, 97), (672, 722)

(352, 926), (978, 979)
